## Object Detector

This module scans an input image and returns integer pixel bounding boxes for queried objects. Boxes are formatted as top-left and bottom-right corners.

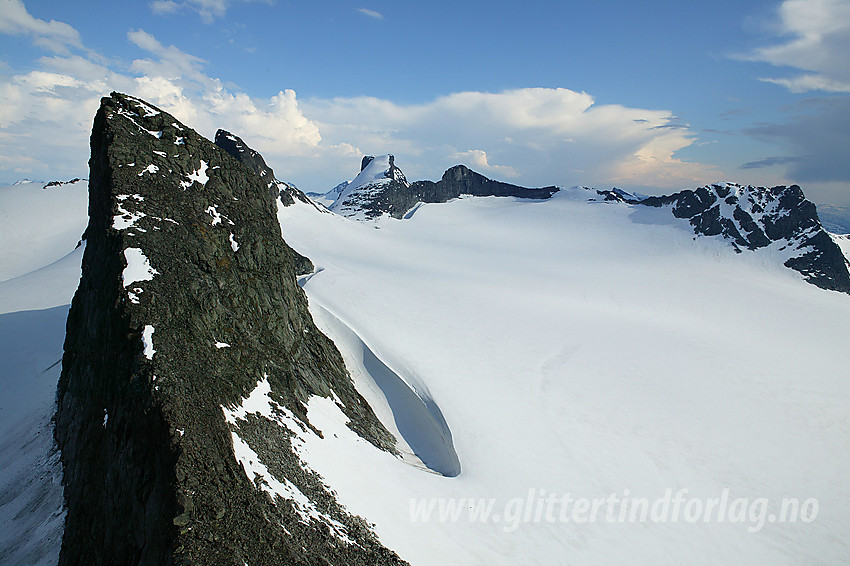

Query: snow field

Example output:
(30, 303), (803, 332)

(277, 191), (850, 565)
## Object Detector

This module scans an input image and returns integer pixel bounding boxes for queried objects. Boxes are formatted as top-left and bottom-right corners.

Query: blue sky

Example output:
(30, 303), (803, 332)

(1, 0), (849, 204)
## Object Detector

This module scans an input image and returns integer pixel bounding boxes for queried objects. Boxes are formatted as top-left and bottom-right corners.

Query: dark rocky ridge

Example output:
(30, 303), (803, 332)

(638, 183), (850, 293)
(55, 92), (406, 565)
(213, 129), (311, 208)
(331, 156), (559, 219)
(213, 129), (315, 275)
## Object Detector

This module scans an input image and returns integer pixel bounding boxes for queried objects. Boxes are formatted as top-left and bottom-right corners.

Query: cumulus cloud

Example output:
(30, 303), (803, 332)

(0, 23), (327, 183)
(303, 88), (714, 191)
(0, 11), (714, 194)
(746, 0), (850, 93)
(0, 0), (83, 53)
(124, 31), (323, 156)
(452, 150), (519, 178)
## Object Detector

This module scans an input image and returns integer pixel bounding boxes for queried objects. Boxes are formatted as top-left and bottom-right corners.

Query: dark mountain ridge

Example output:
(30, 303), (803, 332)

(327, 154), (559, 219)
(327, 156), (849, 293)
(213, 128), (312, 208)
(55, 92), (406, 565)
(637, 182), (850, 294)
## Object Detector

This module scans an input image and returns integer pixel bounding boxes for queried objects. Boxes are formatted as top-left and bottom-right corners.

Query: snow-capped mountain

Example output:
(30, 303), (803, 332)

(2, 93), (850, 566)
(328, 154), (410, 218)
(586, 183), (850, 294)
(318, 158), (850, 295)
(638, 183), (850, 293)
(326, 154), (559, 219)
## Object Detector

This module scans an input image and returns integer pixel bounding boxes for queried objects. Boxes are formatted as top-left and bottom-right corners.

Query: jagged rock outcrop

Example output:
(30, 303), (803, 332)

(327, 155), (559, 219)
(213, 129), (310, 208)
(639, 183), (850, 293)
(55, 93), (406, 565)
(213, 129), (315, 275)
(44, 178), (85, 189)
(328, 154), (411, 218)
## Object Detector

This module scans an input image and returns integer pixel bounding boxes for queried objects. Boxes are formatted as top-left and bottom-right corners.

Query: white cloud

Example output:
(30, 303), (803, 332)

(303, 88), (714, 191)
(128, 29), (209, 84)
(452, 150), (519, 178)
(0, 0), (83, 53)
(149, 0), (269, 23)
(0, 18), (714, 194)
(357, 8), (384, 20)
(760, 74), (850, 93)
(747, 0), (850, 93)
(150, 1), (181, 15)
(0, 25), (328, 183)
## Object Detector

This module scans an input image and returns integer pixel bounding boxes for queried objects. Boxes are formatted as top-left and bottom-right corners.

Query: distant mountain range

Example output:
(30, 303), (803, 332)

(308, 153), (850, 294)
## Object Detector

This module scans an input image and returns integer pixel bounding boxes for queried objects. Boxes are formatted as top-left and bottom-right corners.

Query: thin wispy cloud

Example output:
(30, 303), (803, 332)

(149, 0), (268, 24)
(739, 156), (799, 169)
(357, 8), (384, 20)
(150, 1), (181, 15)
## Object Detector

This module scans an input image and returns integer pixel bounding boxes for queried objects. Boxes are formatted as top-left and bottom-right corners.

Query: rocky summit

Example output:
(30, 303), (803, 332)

(54, 92), (406, 565)
(327, 155), (559, 219)
(639, 183), (850, 294)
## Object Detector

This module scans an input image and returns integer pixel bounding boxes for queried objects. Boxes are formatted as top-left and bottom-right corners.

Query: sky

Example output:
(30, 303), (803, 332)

(1, 0), (849, 204)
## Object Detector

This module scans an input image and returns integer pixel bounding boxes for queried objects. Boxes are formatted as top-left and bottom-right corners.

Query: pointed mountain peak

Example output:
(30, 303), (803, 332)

(329, 154), (410, 218)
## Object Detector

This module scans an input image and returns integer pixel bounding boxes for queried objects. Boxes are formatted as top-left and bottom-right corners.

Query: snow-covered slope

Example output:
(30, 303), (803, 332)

(278, 190), (850, 565)
(3, 163), (849, 564)
(0, 180), (87, 281)
(307, 181), (349, 209)
(0, 181), (86, 565)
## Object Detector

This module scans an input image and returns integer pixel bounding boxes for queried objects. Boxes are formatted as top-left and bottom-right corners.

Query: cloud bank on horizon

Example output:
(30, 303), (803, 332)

(0, 0), (848, 204)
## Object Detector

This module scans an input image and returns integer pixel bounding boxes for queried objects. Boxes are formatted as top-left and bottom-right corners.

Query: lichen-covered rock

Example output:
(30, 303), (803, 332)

(55, 92), (405, 565)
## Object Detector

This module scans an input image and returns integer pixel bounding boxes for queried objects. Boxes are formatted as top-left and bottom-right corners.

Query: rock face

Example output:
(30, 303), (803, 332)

(328, 154), (411, 218)
(640, 183), (850, 293)
(328, 155), (559, 219)
(213, 129), (315, 275)
(213, 129), (310, 208)
(409, 164), (559, 210)
(55, 93), (406, 565)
